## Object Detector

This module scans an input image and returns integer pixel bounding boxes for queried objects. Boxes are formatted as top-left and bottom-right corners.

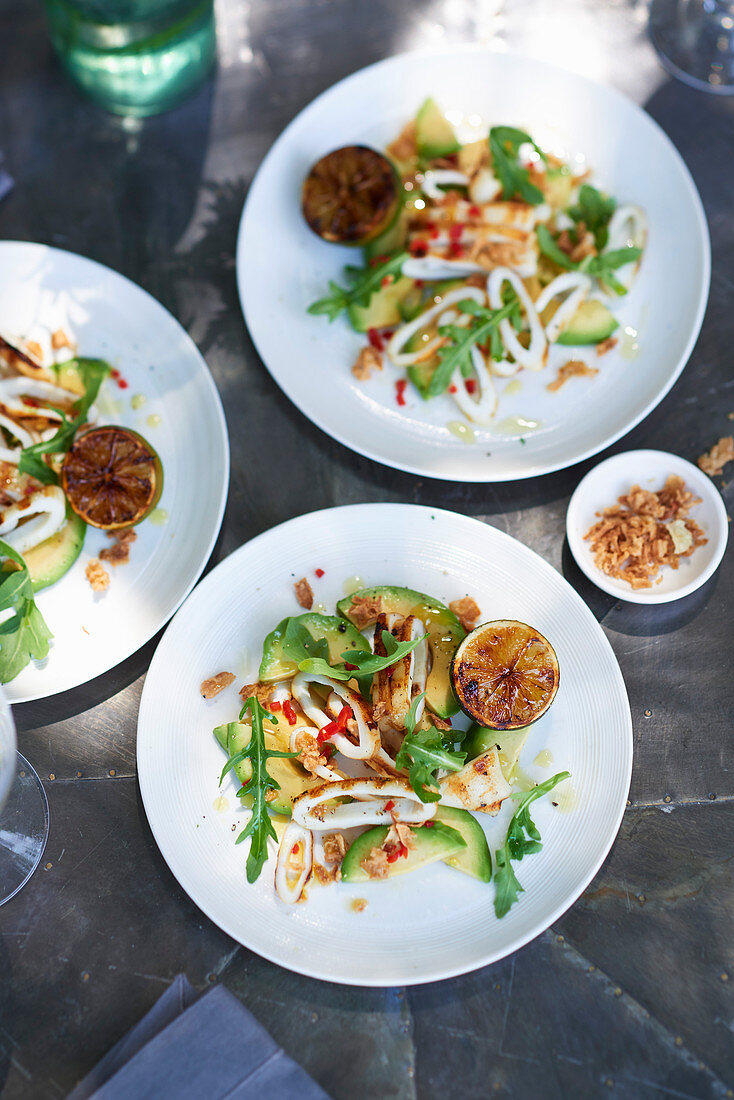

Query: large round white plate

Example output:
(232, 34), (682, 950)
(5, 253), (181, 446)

(237, 48), (710, 483)
(0, 242), (229, 703)
(137, 504), (632, 986)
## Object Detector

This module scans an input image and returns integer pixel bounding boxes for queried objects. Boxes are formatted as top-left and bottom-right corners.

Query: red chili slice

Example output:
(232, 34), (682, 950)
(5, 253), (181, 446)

(314, 568), (325, 578)
(384, 799), (395, 812)
(269, 700), (282, 711)
(448, 241), (465, 258)
(468, 204), (481, 218)
(466, 378), (477, 394)
(282, 699), (298, 725)
(367, 328), (384, 352)
(396, 379), (408, 406)
(448, 224), (463, 241)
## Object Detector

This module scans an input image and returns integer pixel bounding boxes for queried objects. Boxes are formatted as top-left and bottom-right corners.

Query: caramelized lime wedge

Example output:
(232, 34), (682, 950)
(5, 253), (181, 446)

(451, 619), (559, 729)
(61, 426), (162, 530)
(302, 145), (400, 245)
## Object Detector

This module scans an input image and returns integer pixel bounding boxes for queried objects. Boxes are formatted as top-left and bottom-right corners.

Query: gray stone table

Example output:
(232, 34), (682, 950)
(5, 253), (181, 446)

(0, 0), (732, 1097)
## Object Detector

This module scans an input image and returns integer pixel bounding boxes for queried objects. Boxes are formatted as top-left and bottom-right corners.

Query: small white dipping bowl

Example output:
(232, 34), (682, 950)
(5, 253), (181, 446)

(567, 449), (729, 604)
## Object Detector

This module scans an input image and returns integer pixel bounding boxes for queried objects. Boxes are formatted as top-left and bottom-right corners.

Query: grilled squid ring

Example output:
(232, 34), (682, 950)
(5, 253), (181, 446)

(487, 267), (547, 372)
(290, 672), (380, 760)
(449, 345), (498, 424)
(292, 777), (437, 832)
(274, 821), (312, 904)
(0, 485), (67, 555)
(535, 272), (593, 344)
(386, 286), (485, 366)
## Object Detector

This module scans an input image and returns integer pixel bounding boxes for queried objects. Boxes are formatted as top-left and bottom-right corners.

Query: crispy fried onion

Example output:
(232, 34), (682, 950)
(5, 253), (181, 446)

(534, 272), (593, 344)
(386, 286), (485, 366)
(439, 747), (512, 815)
(274, 821), (312, 904)
(0, 484), (67, 554)
(290, 672), (380, 759)
(487, 267), (547, 374)
(292, 777), (437, 832)
(288, 727), (344, 782)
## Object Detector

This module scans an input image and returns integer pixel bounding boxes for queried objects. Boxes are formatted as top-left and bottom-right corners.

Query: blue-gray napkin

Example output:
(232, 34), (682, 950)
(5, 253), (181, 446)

(0, 156), (13, 203)
(68, 975), (331, 1100)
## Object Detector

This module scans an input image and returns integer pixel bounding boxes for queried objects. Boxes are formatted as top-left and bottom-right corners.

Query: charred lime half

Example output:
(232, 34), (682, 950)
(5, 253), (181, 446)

(62, 426), (163, 530)
(451, 619), (560, 730)
(301, 145), (400, 245)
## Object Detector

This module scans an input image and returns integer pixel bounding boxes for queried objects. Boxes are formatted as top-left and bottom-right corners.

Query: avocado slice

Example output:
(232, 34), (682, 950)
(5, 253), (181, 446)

(556, 299), (618, 346)
(347, 276), (416, 333)
(362, 213), (408, 261)
(259, 612), (364, 683)
(20, 510), (86, 592)
(336, 585), (465, 718)
(214, 720), (320, 816)
(435, 805), (492, 882)
(415, 98), (460, 160)
(341, 820), (466, 882)
(463, 723), (532, 783)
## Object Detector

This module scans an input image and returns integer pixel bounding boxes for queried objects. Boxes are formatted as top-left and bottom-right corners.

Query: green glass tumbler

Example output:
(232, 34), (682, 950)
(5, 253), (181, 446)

(43, 0), (216, 117)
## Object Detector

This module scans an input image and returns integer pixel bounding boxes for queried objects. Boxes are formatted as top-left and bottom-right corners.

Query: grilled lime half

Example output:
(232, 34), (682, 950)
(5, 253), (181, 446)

(451, 619), (559, 729)
(301, 145), (400, 245)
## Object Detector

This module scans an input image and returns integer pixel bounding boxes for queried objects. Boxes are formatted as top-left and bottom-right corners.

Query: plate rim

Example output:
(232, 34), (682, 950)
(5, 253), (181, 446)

(0, 239), (231, 703)
(236, 45), (711, 484)
(137, 502), (633, 986)
(566, 448), (729, 605)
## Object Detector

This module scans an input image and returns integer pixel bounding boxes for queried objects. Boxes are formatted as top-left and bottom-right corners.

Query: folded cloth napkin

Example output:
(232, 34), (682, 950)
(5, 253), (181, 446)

(68, 974), (331, 1100)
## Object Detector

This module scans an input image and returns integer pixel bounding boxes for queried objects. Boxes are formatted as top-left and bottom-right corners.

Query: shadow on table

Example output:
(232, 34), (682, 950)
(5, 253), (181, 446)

(560, 537), (720, 636)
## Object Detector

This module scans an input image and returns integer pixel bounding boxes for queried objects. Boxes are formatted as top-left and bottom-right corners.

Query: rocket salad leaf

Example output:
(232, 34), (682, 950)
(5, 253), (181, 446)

(221, 696), (297, 884)
(493, 770), (571, 918)
(307, 251), (409, 321)
(489, 126), (546, 205)
(0, 540), (53, 683)
(394, 692), (466, 802)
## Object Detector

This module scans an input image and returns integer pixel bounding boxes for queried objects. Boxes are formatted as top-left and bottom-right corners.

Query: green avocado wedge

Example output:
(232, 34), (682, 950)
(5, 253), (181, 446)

(336, 584), (465, 718)
(21, 509), (86, 592)
(435, 805), (492, 882)
(341, 820), (466, 882)
(259, 612), (364, 683)
(463, 723), (533, 783)
(556, 299), (618, 346)
(213, 721), (320, 816)
(415, 98), (460, 160)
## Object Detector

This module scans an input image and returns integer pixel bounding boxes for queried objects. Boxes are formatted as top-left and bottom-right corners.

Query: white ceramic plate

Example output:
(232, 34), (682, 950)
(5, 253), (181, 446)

(567, 449), (728, 604)
(0, 242), (229, 703)
(137, 504), (632, 986)
(237, 48), (710, 482)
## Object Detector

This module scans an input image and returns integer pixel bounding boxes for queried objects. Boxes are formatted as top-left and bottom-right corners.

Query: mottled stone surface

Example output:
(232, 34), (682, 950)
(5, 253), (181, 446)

(0, 0), (732, 1097)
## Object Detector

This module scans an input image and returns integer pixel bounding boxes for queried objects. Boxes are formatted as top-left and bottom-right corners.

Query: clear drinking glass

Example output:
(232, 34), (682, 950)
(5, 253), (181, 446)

(0, 691), (49, 907)
(43, 0), (216, 117)
(649, 0), (734, 93)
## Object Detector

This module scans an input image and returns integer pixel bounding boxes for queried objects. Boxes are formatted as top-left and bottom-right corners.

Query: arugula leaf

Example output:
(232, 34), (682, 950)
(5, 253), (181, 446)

(297, 628), (427, 684)
(281, 617), (329, 664)
(579, 247), (642, 296)
(493, 770), (570, 918)
(307, 251), (409, 322)
(429, 298), (517, 397)
(537, 224), (642, 297)
(395, 692), (466, 802)
(536, 224), (576, 271)
(0, 540), (52, 684)
(568, 184), (616, 250)
(18, 358), (111, 483)
(489, 126), (546, 205)
(221, 697), (297, 884)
